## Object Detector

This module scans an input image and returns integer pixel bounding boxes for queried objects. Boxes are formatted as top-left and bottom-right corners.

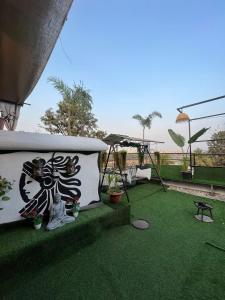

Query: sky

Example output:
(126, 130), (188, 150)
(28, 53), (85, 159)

(17, 0), (225, 151)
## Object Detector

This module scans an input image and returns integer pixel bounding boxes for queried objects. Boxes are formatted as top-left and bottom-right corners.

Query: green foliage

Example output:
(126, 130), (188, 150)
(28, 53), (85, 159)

(107, 173), (121, 194)
(160, 153), (174, 165)
(132, 111), (162, 140)
(0, 176), (14, 201)
(119, 150), (127, 171)
(168, 129), (185, 148)
(193, 148), (213, 167)
(41, 77), (106, 139)
(100, 151), (107, 171)
(113, 151), (127, 171)
(208, 130), (225, 166)
(154, 151), (161, 173)
(137, 148), (145, 167)
(168, 128), (209, 171)
(188, 128), (209, 144)
(33, 215), (42, 225)
(181, 155), (189, 171)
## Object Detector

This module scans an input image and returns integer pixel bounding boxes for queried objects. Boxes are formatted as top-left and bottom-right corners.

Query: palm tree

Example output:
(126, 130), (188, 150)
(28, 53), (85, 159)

(132, 111), (162, 141)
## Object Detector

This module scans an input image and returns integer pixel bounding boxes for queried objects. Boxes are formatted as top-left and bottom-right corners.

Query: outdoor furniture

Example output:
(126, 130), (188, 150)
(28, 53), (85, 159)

(194, 201), (213, 222)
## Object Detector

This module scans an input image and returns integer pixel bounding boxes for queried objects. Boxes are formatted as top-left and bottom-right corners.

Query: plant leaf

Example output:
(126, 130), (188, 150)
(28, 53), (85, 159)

(168, 129), (185, 148)
(1, 196), (10, 201)
(188, 127), (210, 144)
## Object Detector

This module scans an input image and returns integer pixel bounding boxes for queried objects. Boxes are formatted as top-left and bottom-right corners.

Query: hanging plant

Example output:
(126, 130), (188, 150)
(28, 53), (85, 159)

(0, 176), (14, 201)
(119, 150), (127, 171)
(99, 151), (107, 171)
(137, 147), (144, 167)
(113, 152), (120, 169)
(154, 151), (161, 174)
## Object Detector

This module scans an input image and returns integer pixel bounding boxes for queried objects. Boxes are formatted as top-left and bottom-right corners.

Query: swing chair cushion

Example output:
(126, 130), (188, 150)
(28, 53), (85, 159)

(136, 168), (151, 180)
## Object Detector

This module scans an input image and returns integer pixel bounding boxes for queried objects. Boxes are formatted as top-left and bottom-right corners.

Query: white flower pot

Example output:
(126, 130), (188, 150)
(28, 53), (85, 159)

(34, 223), (41, 230)
(73, 211), (79, 218)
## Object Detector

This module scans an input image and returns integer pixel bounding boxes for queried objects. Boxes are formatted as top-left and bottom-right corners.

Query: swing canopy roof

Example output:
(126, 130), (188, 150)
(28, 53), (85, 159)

(104, 134), (164, 147)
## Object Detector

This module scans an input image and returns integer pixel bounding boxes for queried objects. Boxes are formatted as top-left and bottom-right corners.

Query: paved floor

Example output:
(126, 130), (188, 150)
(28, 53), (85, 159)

(164, 180), (225, 202)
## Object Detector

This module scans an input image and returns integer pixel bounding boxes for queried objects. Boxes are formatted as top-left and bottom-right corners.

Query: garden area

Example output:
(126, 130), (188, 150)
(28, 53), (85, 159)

(1, 2), (225, 300)
(1, 183), (225, 299)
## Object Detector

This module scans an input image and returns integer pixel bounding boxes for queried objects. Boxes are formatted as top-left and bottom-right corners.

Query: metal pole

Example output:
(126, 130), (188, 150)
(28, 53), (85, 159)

(100, 145), (112, 189)
(188, 120), (192, 172)
(177, 95), (225, 112)
(112, 145), (130, 202)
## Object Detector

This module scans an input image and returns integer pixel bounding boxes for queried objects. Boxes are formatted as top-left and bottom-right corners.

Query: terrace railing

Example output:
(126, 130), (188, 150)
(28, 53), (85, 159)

(106, 152), (225, 187)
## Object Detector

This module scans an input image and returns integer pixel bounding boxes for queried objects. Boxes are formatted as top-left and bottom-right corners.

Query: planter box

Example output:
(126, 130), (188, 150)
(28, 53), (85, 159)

(181, 171), (192, 180)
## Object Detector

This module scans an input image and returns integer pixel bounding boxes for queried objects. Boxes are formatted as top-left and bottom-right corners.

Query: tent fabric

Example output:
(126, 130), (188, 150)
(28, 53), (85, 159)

(0, 131), (108, 152)
(0, 102), (20, 130)
(0, 0), (73, 108)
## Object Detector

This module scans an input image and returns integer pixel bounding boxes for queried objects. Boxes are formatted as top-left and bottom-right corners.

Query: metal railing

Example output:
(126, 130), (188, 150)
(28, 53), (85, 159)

(107, 152), (225, 168)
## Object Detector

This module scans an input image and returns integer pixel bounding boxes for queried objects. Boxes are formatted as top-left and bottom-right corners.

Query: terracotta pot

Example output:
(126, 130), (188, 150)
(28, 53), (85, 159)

(0, 118), (5, 130)
(110, 192), (123, 204)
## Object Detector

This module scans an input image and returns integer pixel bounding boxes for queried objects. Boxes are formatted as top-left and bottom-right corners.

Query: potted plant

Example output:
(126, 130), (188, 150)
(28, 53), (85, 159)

(21, 208), (43, 230)
(0, 176), (14, 201)
(113, 151), (120, 169)
(107, 172), (123, 203)
(33, 215), (43, 230)
(119, 150), (127, 171)
(154, 151), (161, 174)
(137, 147), (144, 168)
(72, 202), (80, 218)
(168, 128), (209, 180)
(99, 151), (107, 171)
(70, 196), (80, 218)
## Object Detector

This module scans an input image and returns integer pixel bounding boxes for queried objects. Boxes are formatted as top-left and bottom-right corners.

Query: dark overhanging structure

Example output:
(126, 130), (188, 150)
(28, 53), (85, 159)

(0, 0), (73, 130)
(176, 95), (225, 169)
(101, 134), (167, 203)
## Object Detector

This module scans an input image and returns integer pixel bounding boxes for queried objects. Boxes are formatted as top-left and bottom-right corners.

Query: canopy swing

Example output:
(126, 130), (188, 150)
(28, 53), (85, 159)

(101, 134), (167, 203)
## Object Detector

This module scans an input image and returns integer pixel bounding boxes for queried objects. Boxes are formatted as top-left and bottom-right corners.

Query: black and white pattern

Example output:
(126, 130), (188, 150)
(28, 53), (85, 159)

(19, 155), (81, 216)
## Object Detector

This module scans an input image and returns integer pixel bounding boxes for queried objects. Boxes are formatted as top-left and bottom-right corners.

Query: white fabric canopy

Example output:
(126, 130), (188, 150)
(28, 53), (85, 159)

(0, 131), (108, 152)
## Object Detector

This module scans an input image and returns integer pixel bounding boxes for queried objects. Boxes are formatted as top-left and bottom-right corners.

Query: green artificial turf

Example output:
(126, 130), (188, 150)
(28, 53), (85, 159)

(1, 183), (225, 300)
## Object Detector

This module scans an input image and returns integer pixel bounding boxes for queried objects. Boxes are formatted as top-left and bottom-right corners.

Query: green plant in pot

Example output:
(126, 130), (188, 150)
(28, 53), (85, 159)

(107, 172), (123, 203)
(113, 152), (120, 169)
(0, 176), (14, 210)
(33, 215), (43, 230)
(99, 151), (107, 171)
(154, 151), (161, 174)
(137, 147), (145, 168)
(168, 128), (209, 180)
(119, 150), (127, 171)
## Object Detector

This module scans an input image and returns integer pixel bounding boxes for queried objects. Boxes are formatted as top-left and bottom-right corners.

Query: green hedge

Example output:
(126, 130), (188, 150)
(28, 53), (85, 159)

(148, 164), (225, 187)
(193, 166), (225, 187)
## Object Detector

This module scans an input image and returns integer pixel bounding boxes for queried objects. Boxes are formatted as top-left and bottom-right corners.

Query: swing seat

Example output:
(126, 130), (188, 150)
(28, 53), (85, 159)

(135, 167), (151, 181)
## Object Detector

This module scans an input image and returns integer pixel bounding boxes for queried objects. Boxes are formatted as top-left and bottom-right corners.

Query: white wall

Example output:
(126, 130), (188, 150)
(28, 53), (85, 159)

(0, 151), (100, 224)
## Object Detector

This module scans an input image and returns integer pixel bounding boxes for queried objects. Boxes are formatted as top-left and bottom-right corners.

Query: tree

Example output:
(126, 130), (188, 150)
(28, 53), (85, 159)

(208, 130), (225, 166)
(193, 148), (213, 167)
(132, 111), (162, 141)
(168, 128), (209, 171)
(41, 77), (106, 139)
